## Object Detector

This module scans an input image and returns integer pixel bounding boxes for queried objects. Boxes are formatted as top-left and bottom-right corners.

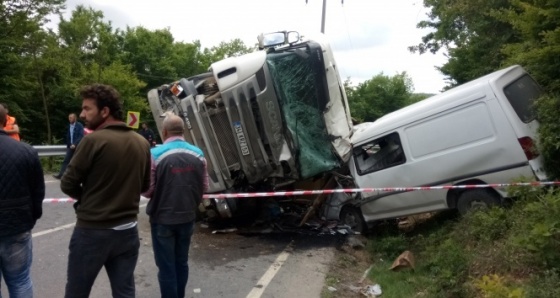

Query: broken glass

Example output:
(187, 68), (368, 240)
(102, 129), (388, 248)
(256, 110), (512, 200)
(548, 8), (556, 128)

(266, 49), (340, 178)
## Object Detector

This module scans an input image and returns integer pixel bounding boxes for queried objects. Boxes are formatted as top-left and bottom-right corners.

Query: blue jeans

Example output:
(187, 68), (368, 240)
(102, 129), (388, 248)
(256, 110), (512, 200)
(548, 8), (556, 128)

(0, 231), (33, 298)
(151, 222), (195, 298)
(65, 226), (139, 298)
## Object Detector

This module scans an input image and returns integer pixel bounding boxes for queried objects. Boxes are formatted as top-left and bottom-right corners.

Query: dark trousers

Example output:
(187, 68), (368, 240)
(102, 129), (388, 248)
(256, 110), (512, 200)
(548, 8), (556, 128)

(65, 226), (140, 298)
(58, 148), (74, 177)
(151, 222), (195, 298)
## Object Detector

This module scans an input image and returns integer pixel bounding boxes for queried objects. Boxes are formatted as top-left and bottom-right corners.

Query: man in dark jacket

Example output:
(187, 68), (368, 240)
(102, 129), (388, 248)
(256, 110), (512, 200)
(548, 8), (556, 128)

(53, 113), (84, 179)
(142, 114), (208, 298)
(138, 122), (156, 147)
(60, 84), (151, 298)
(0, 104), (45, 297)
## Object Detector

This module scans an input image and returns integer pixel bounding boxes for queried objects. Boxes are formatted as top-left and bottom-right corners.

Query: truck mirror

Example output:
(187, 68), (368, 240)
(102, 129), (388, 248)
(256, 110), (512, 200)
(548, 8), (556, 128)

(287, 31), (300, 44)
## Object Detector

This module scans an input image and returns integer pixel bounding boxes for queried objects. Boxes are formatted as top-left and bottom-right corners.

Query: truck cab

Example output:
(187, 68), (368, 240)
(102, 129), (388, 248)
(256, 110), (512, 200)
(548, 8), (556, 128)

(147, 31), (353, 219)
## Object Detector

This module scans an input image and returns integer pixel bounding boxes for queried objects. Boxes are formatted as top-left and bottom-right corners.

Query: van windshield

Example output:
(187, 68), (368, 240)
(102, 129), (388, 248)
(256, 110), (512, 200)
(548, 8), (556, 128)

(503, 75), (542, 123)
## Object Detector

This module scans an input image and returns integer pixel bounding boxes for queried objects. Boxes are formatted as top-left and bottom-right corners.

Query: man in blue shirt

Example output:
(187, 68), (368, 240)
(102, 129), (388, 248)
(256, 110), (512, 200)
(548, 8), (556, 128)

(54, 113), (84, 179)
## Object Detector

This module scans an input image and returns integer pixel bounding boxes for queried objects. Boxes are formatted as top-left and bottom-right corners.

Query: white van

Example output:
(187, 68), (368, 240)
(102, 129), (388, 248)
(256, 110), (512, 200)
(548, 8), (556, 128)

(344, 65), (547, 231)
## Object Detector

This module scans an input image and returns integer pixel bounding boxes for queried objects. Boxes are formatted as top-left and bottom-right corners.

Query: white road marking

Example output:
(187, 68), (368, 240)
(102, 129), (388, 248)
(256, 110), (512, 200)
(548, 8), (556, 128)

(32, 203), (148, 238)
(246, 244), (292, 298)
(32, 222), (75, 238)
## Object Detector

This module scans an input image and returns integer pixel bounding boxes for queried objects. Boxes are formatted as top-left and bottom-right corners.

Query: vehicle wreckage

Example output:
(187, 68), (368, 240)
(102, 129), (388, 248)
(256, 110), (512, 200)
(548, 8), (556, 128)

(147, 31), (548, 234)
(147, 31), (358, 234)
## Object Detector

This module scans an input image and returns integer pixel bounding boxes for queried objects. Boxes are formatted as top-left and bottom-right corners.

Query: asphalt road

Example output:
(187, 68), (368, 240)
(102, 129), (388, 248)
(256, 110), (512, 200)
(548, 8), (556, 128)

(1, 176), (340, 298)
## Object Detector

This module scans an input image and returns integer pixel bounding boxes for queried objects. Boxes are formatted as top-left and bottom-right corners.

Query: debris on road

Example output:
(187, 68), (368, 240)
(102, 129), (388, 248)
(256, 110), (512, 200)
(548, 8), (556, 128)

(360, 284), (382, 297)
(389, 250), (415, 271)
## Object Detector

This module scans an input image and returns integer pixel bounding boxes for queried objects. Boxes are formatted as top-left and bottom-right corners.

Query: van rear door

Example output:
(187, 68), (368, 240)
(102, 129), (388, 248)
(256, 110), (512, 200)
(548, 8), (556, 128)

(491, 66), (547, 180)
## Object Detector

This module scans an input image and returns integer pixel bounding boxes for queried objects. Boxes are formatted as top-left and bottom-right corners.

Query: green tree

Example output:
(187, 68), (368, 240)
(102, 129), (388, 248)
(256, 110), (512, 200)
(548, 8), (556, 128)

(199, 38), (254, 70)
(118, 27), (179, 91)
(172, 40), (207, 78)
(410, 0), (516, 87)
(0, 0), (64, 143)
(347, 72), (414, 122)
(493, 0), (560, 94)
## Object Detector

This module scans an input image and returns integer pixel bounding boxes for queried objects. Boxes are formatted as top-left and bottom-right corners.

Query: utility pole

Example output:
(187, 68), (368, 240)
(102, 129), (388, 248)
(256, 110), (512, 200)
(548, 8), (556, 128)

(321, 0), (327, 33)
(306, 0), (345, 33)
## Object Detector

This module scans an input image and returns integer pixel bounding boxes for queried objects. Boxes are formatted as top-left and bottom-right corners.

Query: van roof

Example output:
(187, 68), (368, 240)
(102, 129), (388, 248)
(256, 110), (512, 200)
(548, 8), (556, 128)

(351, 65), (525, 144)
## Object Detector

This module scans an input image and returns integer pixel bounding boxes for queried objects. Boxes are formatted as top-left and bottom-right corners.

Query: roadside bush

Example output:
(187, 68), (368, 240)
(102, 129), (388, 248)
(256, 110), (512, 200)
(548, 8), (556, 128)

(525, 269), (560, 297)
(474, 274), (524, 298)
(462, 207), (511, 243)
(40, 156), (64, 173)
(421, 238), (470, 295)
(510, 189), (560, 268)
(535, 93), (560, 179)
(368, 233), (408, 260)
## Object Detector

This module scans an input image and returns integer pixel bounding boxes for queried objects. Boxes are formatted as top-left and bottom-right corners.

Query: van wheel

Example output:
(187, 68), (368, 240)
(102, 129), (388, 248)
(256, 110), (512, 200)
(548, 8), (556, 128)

(340, 206), (366, 234)
(457, 189), (501, 215)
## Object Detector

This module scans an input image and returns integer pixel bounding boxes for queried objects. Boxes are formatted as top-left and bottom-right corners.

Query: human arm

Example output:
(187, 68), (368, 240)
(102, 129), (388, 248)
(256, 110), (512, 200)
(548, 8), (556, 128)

(60, 137), (93, 199)
(202, 158), (209, 193)
(141, 155), (156, 198)
(29, 148), (45, 221)
(73, 122), (84, 147)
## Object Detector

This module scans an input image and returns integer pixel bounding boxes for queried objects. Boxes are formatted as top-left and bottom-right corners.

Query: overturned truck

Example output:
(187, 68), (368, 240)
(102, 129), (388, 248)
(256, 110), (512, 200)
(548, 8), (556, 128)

(147, 31), (356, 232)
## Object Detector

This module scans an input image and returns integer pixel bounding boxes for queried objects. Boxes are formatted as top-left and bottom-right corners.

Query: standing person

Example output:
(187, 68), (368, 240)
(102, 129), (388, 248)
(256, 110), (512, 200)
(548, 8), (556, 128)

(53, 113), (84, 179)
(138, 122), (156, 147)
(0, 104), (45, 297)
(60, 84), (151, 298)
(1, 103), (20, 141)
(142, 114), (208, 298)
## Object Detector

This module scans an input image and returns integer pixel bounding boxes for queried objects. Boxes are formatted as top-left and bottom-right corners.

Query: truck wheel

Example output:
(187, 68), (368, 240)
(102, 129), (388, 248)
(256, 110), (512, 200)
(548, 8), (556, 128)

(340, 206), (366, 234)
(457, 189), (501, 215)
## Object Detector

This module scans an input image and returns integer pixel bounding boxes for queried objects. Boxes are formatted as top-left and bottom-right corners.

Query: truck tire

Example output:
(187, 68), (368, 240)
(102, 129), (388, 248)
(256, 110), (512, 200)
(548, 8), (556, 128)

(457, 189), (501, 215)
(340, 206), (366, 234)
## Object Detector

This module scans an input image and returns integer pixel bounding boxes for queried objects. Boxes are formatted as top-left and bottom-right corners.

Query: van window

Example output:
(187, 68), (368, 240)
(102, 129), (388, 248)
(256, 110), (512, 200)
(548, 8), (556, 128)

(354, 133), (405, 175)
(503, 75), (542, 123)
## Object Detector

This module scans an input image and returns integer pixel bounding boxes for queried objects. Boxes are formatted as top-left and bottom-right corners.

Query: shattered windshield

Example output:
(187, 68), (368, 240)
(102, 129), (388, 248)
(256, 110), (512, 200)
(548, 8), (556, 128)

(266, 48), (340, 178)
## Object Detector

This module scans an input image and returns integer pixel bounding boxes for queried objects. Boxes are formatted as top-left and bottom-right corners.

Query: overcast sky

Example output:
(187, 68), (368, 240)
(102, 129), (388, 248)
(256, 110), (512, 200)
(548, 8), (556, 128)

(61, 0), (448, 94)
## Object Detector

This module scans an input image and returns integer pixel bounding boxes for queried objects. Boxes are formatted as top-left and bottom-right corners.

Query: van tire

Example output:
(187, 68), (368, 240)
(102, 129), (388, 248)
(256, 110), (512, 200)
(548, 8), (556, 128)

(340, 206), (366, 233)
(457, 189), (501, 215)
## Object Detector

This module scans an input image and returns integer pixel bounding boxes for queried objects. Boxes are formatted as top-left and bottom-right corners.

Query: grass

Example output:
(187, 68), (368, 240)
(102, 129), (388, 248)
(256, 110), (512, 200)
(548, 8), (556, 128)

(366, 259), (431, 297)
(40, 156), (64, 173)
(323, 185), (560, 297)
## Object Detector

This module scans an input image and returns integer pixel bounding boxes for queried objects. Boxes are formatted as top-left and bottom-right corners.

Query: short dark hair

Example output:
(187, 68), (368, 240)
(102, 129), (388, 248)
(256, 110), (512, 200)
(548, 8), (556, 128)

(0, 105), (6, 127)
(80, 84), (123, 120)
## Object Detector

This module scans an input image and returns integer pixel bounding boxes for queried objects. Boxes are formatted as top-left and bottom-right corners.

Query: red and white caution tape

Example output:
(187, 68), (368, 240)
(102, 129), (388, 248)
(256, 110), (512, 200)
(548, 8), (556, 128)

(43, 181), (560, 203)
(202, 181), (560, 199)
(43, 198), (77, 203)
(43, 197), (150, 204)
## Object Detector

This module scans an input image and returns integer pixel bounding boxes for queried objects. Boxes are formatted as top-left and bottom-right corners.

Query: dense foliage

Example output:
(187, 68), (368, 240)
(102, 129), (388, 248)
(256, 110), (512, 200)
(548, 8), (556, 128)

(0, 1), (253, 145)
(411, 0), (560, 94)
(345, 72), (430, 123)
(411, 0), (560, 179)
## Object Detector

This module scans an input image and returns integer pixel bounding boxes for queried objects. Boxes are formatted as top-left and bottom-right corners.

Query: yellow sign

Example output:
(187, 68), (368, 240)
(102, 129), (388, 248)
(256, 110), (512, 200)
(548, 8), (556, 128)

(126, 111), (140, 129)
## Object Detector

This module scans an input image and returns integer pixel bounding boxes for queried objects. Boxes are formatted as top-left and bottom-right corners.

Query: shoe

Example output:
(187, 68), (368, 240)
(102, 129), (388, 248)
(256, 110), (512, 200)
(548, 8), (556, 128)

(52, 175), (61, 179)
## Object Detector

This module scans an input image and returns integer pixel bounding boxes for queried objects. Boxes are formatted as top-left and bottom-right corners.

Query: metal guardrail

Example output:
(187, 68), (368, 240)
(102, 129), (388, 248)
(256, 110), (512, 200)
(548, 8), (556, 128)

(33, 145), (66, 157)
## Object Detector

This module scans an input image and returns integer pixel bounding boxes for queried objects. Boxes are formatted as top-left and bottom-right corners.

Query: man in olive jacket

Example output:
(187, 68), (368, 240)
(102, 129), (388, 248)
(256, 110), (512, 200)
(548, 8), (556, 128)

(0, 104), (45, 297)
(60, 84), (151, 298)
